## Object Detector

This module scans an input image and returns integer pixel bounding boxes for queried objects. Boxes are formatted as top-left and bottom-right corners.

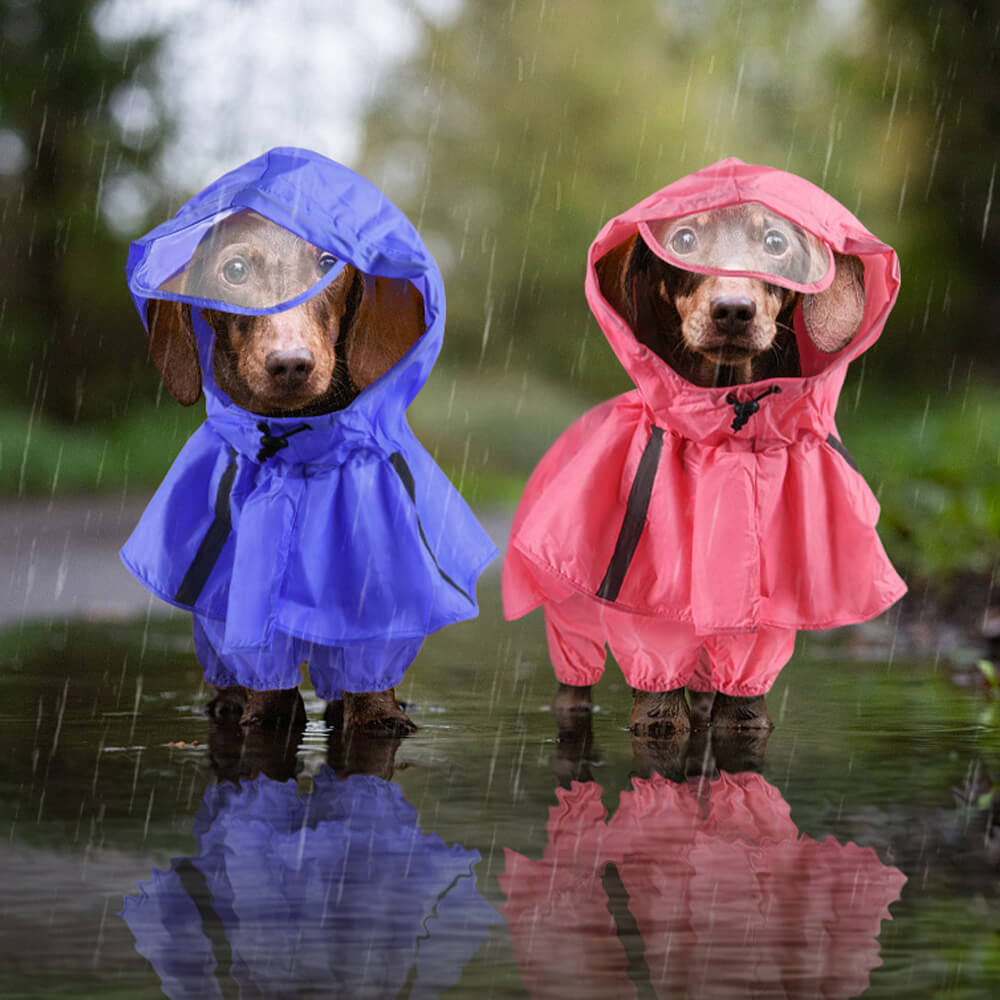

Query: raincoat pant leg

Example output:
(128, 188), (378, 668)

(194, 616), (304, 692)
(693, 627), (797, 697)
(542, 596), (608, 686)
(307, 636), (424, 702)
(603, 611), (705, 692)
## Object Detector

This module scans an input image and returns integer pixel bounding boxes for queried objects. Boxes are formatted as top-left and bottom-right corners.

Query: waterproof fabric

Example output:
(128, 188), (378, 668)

(121, 770), (499, 998)
(542, 593), (796, 696)
(504, 159), (906, 647)
(500, 774), (906, 998)
(121, 148), (497, 694)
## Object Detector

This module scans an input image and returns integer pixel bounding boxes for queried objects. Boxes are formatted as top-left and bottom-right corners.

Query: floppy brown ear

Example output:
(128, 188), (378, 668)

(801, 252), (866, 353)
(595, 234), (639, 325)
(148, 300), (202, 405)
(346, 275), (425, 390)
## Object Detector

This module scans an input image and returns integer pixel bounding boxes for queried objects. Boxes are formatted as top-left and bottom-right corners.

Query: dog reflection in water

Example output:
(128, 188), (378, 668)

(121, 723), (499, 998)
(505, 717), (906, 999)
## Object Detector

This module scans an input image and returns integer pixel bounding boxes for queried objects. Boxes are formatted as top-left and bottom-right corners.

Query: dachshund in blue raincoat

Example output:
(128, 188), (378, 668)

(123, 149), (496, 731)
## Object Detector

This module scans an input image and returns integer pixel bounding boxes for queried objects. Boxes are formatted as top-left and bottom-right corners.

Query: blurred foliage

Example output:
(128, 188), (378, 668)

(0, 0), (172, 424)
(360, 0), (999, 396)
(837, 380), (1000, 587)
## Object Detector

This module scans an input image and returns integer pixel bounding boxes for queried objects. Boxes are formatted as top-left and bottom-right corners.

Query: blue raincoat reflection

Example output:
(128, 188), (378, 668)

(120, 148), (497, 697)
(121, 770), (499, 998)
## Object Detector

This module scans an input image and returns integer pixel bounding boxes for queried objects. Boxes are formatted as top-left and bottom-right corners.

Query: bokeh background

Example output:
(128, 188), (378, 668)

(1, 0), (997, 606)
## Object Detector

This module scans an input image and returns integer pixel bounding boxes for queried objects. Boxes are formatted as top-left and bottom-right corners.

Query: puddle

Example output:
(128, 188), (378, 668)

(0, 578), (998, 997)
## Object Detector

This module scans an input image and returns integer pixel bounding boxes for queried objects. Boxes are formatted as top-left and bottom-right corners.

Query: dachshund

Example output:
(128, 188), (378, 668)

(596, 205), (866, 388)
(593, 205), (866, 733)
(146, 210), (425, 732)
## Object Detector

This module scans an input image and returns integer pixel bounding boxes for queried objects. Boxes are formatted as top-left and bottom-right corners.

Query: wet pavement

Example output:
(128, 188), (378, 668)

(1, 500), (999, 997)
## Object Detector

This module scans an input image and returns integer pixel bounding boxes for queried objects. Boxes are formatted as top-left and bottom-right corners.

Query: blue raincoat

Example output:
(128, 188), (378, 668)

(121, 148), (497, 697)
(121, 770), (500, 998)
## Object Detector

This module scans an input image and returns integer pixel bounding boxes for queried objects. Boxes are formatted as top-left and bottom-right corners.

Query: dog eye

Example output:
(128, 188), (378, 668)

(318, 253), (339, 274)
(669, 227), (697, 254)
(763, 229), (789, 255)
(221, 256), (250, 285)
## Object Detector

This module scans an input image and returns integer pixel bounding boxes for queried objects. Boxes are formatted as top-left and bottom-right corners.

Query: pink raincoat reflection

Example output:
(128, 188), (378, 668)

(500, 773), (906, 999)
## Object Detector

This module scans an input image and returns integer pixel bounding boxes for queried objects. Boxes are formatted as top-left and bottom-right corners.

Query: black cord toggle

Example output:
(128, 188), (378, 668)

(725, 386), (782, 432)
(256, 421), (313, 462)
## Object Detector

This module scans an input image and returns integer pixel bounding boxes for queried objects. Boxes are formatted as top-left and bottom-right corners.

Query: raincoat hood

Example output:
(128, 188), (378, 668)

(503, 158), (905, 637)
(589, 157), (899, 441)
(127, 145), (444, 421)
(122, 149), (496, 684)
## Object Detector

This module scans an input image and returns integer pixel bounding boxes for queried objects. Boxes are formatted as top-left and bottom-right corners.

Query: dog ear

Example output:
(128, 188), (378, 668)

(147, 300), (202, 405)
(346, 275), (425, 390)
(801, 252), (866, 353)
(595, 235), (639, 327)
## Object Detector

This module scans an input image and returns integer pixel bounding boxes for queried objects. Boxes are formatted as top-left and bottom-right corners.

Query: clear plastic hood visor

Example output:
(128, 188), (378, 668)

(129, 209), (348, 315)
(639, 201), (835, 293)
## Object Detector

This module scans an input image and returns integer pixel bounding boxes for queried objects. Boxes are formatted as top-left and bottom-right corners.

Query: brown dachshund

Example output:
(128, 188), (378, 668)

(596, 207), (866, 388)
(594, 206), (866, 732)
(146, 211), (425, 732)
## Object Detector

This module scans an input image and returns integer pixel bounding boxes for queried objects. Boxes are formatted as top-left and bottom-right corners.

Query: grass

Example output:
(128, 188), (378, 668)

(2, 369), (998, 586)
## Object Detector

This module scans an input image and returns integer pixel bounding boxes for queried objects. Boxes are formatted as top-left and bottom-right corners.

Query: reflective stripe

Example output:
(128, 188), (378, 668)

(826, 433), (860, 472)
(389, 452), (474, 605)
(174, 452), (238, 606)
(602, 862), (656, 998)
(597, 426), (664, 602)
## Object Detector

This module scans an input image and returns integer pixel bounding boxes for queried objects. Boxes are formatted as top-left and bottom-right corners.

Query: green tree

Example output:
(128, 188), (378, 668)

(0, 0), (170, 423)
(856, 0), (1000, 383)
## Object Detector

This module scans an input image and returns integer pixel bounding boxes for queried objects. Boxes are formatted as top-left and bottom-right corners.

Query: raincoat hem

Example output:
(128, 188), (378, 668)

(506, 541), (906, 631)
(121, 550), (493, 645)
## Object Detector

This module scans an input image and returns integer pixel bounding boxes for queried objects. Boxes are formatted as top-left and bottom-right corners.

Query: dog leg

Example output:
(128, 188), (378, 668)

(630, 729), (690, 781)
(551, 682), (593, 719)
(687, 689), (716, 727)
(628, 688), (691, 737)
(206, 685), (248, 721)
(343, 688), (417, 736)
(711, 692), (773, 730)
(239, 687), (307, 728)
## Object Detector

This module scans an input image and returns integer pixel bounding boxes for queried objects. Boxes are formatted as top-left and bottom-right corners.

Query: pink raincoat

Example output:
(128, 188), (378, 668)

(503, 159), (905, 692)
(500, 775), (906, 998)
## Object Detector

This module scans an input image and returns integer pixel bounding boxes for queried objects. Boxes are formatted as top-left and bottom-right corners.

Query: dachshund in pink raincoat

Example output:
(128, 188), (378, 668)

(502, 159), (905, 733)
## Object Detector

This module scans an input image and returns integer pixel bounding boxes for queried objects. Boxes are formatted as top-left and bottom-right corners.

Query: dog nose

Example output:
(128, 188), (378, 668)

(710, 296), (756, 335)
(265, 349), (315, 387)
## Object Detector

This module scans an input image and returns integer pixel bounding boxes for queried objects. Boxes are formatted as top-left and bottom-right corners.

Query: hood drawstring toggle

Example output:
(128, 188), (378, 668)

(256, 422), (313, 462)
(725, 386), (782, 432)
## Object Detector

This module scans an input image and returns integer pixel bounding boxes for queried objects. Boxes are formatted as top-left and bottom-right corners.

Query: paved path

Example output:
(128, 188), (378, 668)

(0, 496), (511, 629)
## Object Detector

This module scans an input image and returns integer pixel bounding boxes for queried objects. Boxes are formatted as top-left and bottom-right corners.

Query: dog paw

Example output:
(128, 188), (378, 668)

(628, 688), (692, 737)
(206, 685), (248, 720)
(551, 682), (594, 718)
(343, 689), (417, 736)
(238, 688), (306, 728)
(710, 693), (773, 731)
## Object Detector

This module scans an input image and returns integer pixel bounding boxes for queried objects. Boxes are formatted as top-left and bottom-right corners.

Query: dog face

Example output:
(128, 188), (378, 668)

(202, 274), (357, 416)
(659, 267), (798, 372)
(147, 212), (425, 414)
(598, 211), (865, 388)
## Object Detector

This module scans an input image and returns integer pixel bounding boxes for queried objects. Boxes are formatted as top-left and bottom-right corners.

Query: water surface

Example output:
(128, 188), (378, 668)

(1, 578), (998, 998)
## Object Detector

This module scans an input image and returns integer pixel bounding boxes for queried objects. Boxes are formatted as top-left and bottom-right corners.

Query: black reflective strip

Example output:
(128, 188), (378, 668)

(174, 452), (238, 606)
(826, 433), (860, 473)
(174, 860), (234, 990)
(597, 426), (664, 603)
(389, 452), (474, 605)
(602, 863), (656, 999)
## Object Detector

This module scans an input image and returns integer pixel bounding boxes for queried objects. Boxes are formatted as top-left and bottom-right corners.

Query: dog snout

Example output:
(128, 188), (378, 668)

(265, 348), (316, 389)
(710, 296), (757, 336)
